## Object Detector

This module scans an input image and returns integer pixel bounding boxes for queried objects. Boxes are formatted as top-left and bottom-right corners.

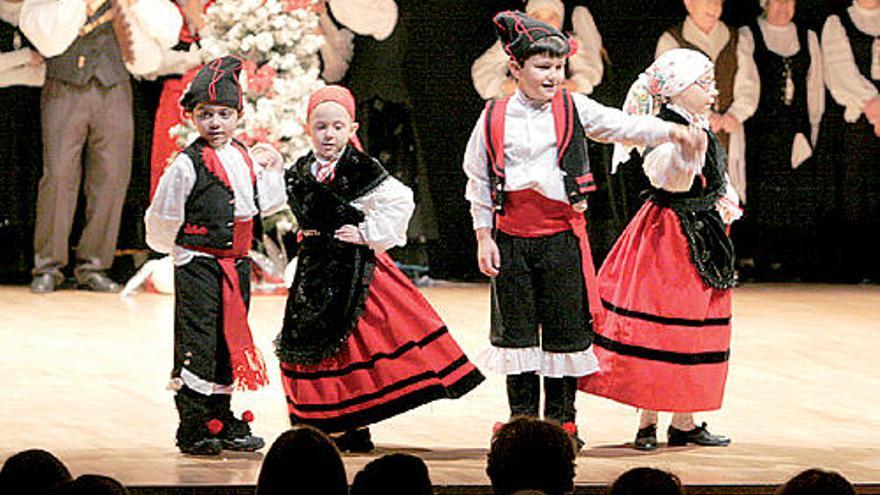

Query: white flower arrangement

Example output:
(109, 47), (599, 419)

(171, 0), (326, 164)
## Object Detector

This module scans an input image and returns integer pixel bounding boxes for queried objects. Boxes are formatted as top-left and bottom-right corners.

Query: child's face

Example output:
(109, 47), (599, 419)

(670, 70), (717, 117)
(193, 103), (240, 148)
(684, 0), (723, 33)
(765, 0), (796, 26)
(308, 101), (359, 161)
(509, 54), (565, 104)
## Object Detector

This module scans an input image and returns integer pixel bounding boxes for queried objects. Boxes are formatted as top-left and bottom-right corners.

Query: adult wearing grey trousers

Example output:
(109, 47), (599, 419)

(20, 0), (181, 292)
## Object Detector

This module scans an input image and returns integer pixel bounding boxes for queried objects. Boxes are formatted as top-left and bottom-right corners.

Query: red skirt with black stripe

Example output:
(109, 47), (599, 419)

(280, 252), (484, 432)
(579, 201), (732, 412)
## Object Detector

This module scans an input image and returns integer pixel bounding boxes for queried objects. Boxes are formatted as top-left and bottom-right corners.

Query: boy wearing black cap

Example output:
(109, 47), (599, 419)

(463, 10), (705, 448)
(145, 55), (285, 455)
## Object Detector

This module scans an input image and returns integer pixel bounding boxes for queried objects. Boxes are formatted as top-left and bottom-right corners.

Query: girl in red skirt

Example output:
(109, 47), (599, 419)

(275, 85), (484, 452)
(579, 49), (742, 451)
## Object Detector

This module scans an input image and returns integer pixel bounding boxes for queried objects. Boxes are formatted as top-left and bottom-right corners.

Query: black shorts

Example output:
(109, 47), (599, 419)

(490, 230), (593, 353)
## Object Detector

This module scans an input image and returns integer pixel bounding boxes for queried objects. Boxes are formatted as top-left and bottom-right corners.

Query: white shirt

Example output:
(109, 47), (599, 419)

(145, 142), (283, 265)
(657, 17), (760, 201)
(19, 0), (182, 76)
(0, 0), (44, 87)
(821, 2), (880, 122)
(463, 89), (676, 230)
(308, 150), (415, 253)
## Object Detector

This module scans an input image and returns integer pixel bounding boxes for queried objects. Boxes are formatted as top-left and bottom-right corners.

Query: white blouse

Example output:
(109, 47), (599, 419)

(463, 89), (675, 230)
(19, 0), (182, 76)
(821, 2), (880, 122)
(0, 0), (44, 87)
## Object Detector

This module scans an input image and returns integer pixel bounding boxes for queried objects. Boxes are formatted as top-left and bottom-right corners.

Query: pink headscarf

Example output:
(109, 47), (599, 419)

(306, 85), (363, 151)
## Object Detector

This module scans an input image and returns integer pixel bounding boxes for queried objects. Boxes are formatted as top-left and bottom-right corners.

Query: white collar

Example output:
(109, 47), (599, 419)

(513, 89), (552, 111)
(759, 16), (795, 32)
(683, 16), (729, 45)
(314, 146), (347, 165)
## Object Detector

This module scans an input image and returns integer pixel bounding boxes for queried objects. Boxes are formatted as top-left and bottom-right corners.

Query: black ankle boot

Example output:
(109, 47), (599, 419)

(634, 424), (658, 451)
(209, 394), (265, 451)
(174, 386), (221, 455)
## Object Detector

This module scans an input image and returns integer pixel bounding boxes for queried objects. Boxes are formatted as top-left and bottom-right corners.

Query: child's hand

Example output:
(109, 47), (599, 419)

(571, 200), (587, 212)
(669, 125), (706, 164)
(476, 228), (500, 277)
(334, 224), (366, 245)
(251, 143), (283, 171)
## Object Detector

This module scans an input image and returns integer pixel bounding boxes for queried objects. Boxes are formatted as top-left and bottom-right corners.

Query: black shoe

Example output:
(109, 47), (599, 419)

(222, 434), (265, 452)
(31, 273), (57, 293)
(634, 424), (658, 451)
(77, 272), (120, 292)
(333, 428), (374, 453)
(179, 438), (223, 456)
(667, 422), (730, 447)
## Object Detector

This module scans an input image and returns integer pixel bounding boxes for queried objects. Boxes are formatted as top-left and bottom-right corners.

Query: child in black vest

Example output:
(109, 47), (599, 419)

(145, 55), (284, 455)
(462, 10), (704, 449)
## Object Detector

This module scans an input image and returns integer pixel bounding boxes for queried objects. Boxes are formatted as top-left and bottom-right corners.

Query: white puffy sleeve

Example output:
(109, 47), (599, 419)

(471, 41), (510, 100)
(822, 15), (878, 122)
(642, 142), (702, 193)
(806, 28), (825, 144)
(352, 176), (415, 253)
(727, 27), (760, 124)
(567, 5), (603, 95)
(125, 0), (184, 75)
(574, 93), (674, 146)
(19, 0), (87, 58)
(145, 153), (196, 254)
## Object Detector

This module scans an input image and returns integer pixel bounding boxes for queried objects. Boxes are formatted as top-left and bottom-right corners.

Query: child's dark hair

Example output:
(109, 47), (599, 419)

(486, 417), (576, 495)
(256, 425), (347, 495)
(775, 469), (855, 495)
(608, 467), (684, 495)
(351, 453), (433, 495)
(514, 36), (570, 66)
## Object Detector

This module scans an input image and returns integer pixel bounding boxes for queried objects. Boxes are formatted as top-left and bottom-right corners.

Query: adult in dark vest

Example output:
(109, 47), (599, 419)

(19, 0), (181, 293)
(656, 0), (760, 205)
(740, 0), (825, 278)
(821, 0), (880, 282)
(0, 0), (44, 282)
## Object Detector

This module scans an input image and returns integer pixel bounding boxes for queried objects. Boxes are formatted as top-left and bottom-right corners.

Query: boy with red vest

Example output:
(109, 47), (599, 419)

(463, 10), (704, 447)
(145, 55), (284, 455)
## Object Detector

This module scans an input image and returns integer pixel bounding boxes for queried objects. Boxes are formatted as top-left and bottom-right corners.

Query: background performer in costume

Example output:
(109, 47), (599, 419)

(276, 85), (484, 453)
(146, 55), (284, 456)
(582, 48), (741, 451)
(463, 10), (705, 449)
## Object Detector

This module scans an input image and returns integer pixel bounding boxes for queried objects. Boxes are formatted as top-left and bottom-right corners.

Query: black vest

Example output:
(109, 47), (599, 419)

(838, 10), (880, 91)
(748, 21), (812, 137)
(45, 1), (129, 86)
(649, 108), (736, 290)
(277, 146), (389, 365)
(1, 16), (33, 53)
(174, 138), (261, 250)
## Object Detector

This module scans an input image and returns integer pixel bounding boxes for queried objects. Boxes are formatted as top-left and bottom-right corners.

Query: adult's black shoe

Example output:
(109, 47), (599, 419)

(634, 424), (658, 451)
(31, 273), (57, 293)
(667, 422), (730, 447)
(78, 272), (120, 293)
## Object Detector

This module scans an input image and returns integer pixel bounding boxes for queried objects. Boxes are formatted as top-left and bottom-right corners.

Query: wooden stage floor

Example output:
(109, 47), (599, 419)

(2, 283), (879, 490)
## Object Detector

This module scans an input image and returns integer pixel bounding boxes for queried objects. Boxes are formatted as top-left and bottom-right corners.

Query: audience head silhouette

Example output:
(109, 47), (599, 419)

(486, 417), (576, 495)
(48, 475), (129, 495)
(256, 425), (348, 495)
(608, 467), (683, 495)
(0, 449), (72, 495)
(350, 453), (433, 495)
(776, 469), (855, 495)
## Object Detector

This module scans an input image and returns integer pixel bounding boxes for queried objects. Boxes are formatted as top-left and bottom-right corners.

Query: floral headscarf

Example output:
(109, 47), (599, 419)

(612, 48), (714, 171)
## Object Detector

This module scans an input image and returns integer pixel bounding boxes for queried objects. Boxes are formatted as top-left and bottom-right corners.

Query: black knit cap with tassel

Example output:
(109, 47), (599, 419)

(492, 10), (570, 61)
(180, 55), (244, 112)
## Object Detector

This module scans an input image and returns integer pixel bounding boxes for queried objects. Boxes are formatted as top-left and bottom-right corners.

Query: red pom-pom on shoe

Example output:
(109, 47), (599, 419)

(242, 410), (255, 423)
(562, 422), (578, 436)
(206, 418), (224, 435)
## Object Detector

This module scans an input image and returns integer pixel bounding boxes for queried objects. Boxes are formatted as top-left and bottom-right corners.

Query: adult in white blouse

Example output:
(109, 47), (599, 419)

(20, 0), (181, 293)
(739, 0), (824, 277)
(471, 0), (604, 99)
(0, 0), (44, 280)
(821, 0), (880, 281)
(656, 0), (760, 202)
